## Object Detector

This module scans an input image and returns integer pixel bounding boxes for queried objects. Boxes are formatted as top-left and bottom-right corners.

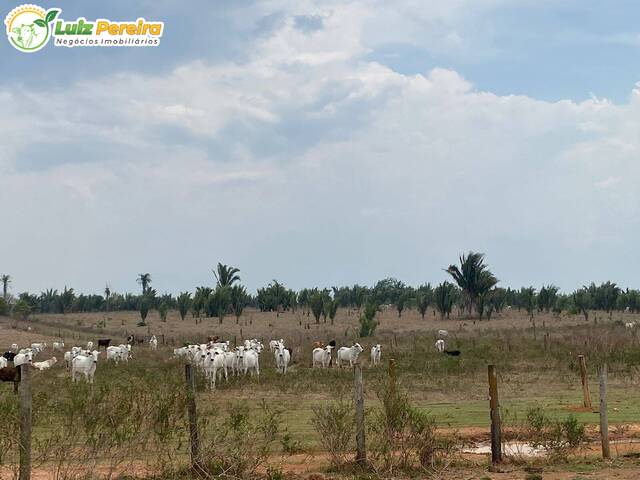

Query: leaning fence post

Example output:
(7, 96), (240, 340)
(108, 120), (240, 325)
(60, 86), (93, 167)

(578, 355), (592, 409)
(354, 363), (366, 464)
(185, 364), (201, 472)
(19, 364), (32, 480)
(488, 365), (502, 466)
(599, 363), (610, 459)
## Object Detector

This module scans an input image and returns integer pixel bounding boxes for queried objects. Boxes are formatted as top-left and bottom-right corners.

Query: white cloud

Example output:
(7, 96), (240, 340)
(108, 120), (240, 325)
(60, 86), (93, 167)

(3, 0), (640, 294)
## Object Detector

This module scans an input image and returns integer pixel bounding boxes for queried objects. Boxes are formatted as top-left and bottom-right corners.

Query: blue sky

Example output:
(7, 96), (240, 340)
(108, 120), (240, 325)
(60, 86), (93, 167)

(2, 0), (640, 295)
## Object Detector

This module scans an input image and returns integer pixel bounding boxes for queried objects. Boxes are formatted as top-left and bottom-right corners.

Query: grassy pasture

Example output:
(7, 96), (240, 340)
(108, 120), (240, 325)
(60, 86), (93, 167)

(1, 308), (640, 478)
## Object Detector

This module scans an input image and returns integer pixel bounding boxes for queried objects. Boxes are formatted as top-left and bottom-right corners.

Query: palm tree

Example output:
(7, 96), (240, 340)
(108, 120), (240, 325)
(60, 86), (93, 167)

(230, 285), (249, 324)
(137, 273), (152, 295)
(1, 275), (11, 299)
(446, 252), (498, 317)
(177, 292), (192, 321)
(309, 292), (324, 325)
(104, 284), (111, 313)
(213, 263), (240, 288)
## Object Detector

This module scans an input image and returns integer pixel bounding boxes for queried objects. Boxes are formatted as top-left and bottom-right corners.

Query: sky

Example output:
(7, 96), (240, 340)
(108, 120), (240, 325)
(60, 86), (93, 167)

(2, 0), (640, 296)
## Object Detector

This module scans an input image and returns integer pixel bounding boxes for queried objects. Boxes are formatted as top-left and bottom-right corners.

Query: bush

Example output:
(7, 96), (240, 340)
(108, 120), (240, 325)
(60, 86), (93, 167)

(311, 399), (355, 467)
(0, 297), (8, 316)
(525, 407), (586, 458)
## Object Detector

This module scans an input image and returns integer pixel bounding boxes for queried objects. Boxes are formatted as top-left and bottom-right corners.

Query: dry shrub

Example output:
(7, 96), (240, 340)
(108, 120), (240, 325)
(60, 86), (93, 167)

(311, 399), (355, 467)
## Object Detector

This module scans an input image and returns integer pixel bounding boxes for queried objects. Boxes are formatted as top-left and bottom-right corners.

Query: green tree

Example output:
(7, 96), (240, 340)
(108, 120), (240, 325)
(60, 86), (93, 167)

(192, 286), (212, 322)
(324, 298), (339, 325)
(1, 274), (10, 299)
(213, 263), (241, 287)
(573, 288), (592, 321)
(230, 285), (249, 324)
(13, 299), (31, 320)
(208, 287), (231, 324)
(359, 299), (379, 337)
(137, 273), (152, 294)
(446, 252), (498, 317)
(158, 302), (168, 322)
(177, 292), (192, 321)
(0, 297), (8, 316)
(104, 284), (111, 313)
(434, 281), (456, 319)
(520, 287), (537, 319)
(309, 292), (324, 325)
(139, 296), (150, 325)
(537, 285), (559, 313)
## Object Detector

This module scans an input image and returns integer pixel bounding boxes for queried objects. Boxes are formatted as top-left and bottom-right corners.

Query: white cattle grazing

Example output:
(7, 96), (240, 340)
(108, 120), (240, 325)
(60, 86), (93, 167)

(435, 339), (445, 353)
(31, 343), (46, 353)
(0, 357), (7, 369)
(203, 350), (227, 389)
(243, 349), (260, 376)
(437, 330), (449, 338)
(33, 357), (57, 371)
(118, 344), (131, 362)
(625, 322), (636, 329)
(336, 343), (364, 368)
(52, 342), (65, 351)
(209, 341), (229, 352)
(370, 344), (382, 366)
(106, 346), (122, 362)
(71, 351), (100, 383)
(10, 344), (19, 352)
(63, 350), (79, 369)
(14, 351), (33, 367)
(312, 346), (332, 368)
(244, 339), (263, 353)
(86, 341), (94, 351)
(174, 347), (189, 358)
(269, 339), (284, 352)
(18, 348), (33, 355)
(224, 351), (237, 377)
(274, 343), (291, 375)
(149, 335), (158, 350)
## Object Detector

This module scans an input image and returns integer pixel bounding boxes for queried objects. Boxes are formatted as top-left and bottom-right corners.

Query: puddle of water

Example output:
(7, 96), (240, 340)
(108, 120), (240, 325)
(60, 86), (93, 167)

(463, 442), (545, 457)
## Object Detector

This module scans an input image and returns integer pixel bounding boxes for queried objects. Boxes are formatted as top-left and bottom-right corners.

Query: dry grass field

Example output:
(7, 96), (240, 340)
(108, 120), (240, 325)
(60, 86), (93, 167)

(1, 308), (640, 479)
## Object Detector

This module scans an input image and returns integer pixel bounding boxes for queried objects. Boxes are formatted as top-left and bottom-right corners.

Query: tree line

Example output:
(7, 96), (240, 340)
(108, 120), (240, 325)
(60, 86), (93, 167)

(2, 253), (639, 330)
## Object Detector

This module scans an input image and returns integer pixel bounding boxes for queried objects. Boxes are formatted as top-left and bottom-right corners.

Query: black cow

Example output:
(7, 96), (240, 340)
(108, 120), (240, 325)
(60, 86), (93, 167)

(2, 352), (17, 362)
(0, 367), (21, 393)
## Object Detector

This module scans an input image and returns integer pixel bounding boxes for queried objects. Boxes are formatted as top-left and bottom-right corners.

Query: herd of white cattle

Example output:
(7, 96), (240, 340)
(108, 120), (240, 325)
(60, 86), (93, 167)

(173, 338), (385, 390)
(1, 330), (457, 390)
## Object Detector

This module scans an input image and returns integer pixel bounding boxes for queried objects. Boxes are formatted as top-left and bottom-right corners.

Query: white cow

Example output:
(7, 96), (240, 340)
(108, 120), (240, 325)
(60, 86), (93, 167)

(370, 344), (382, 366)
(14, 351), (34, 367)
(52, 342), (65, 351)
(269, 339), (284, 352)
(0, 357), (7, 369)
(435, 339), (445, 353)
(625, 322), (636, 329)
(223, 351), (238, 377)
(31, 343), (46, 353)
(274, 343), (291, 375)
(437, 330), (449, 338)
(149, 335), (158, 351)
(71, 351), (100, 383)
(203, 350), (227, 389)
(174, 346), (190, 358)
(243, 349), (260, 376)
(312, 345), (332, 368)
(86, 341), (94, 351)
(336, 343), (364, 368)
(118, 344), (131, 362)
(64, 350), (80, 369)
(106, 346), (123, 363)
(33, 357), (57, 370)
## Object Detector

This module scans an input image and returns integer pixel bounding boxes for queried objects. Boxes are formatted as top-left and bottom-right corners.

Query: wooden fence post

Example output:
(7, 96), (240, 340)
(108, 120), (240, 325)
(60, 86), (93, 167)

(184, 364), (201, 473)
(578, 355), (592, 409)
(354, 363), (366, 465)
(19, 364), (32, 480)
(488, 365), (502, 466)
(599, 363), (610, 459)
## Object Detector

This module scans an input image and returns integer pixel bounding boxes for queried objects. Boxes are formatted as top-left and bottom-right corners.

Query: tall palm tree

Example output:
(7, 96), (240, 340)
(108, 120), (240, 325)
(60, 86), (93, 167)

(213, 263), (241, 288)
(104, 284), (111, 312)
(446, 252), (498, 317)
(137, 273), (152, 294)
(1, 275), (11, 299)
